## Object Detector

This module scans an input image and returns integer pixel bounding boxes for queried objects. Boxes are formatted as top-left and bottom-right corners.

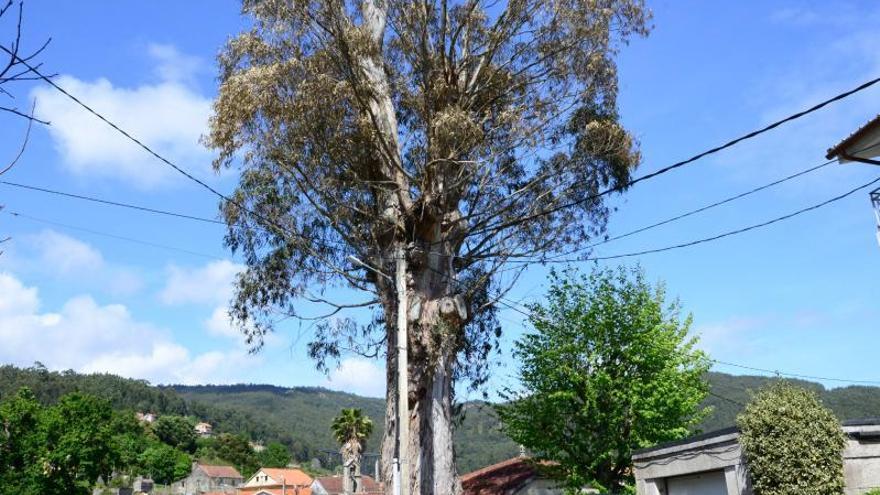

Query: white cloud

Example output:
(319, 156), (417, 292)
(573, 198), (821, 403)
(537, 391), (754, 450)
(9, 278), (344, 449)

(159, 259), (243, 306)
(205, 305), (243, 339)
(23, 230), (143, 295)
(33, 230), (103, 273)
(0, 272), (255, 385)
(0, 273), (39, 316)
(324, 358), (386, 398)
(32, 45), (212, 187)
(147, 43), (204, 86)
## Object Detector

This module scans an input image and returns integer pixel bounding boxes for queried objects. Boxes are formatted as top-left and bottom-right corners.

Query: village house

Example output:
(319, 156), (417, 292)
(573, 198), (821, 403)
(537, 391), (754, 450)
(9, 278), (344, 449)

(239, 467), (314, 495)
(133, 476), (154, 494)
(170, 462), (243, 495)
(632, 419), (880, 495)
(194, 421), (213, 437)
(136, 412), (157, 424)
(311, 474), (382, 495)
(461, 456), (569, 495)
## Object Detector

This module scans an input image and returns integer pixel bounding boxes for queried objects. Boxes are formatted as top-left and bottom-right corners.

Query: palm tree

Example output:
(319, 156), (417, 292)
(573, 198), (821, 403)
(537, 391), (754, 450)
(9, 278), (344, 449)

(331, 408), (373, 494)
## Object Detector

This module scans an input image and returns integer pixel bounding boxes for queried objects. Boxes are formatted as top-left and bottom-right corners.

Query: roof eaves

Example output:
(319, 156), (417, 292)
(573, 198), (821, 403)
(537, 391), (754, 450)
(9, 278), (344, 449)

(632, 426), (741, 458)
(826, 114), (880, 159)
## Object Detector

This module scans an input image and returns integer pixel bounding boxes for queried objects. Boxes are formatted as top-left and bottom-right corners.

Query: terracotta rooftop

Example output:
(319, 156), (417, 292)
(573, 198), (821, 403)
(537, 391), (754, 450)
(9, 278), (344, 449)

(461, 457), (544, 495)
(198, 463), (243, 479)
(314, 475), (383, 494)
(826, 114), (880, 159)
(258, 468), (313, 486)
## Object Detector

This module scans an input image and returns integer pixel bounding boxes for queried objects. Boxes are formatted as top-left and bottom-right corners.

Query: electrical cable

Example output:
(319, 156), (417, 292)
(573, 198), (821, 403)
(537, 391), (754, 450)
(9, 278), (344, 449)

(505, 173), (880, 263)
(0, 180), (224, 224)
(0, 154), (866, 268)
(3, 210), (225, 260)
(0, 49), (355, 269)
(8, 44), (880, 265)
(712, 359), (880, 386)
(468, 74), (880, 238)
(585, 160), (833, 249)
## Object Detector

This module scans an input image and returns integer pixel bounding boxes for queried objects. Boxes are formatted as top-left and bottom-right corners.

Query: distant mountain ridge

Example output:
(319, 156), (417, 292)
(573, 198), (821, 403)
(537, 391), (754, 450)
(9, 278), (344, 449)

(3, 365), (879, 472)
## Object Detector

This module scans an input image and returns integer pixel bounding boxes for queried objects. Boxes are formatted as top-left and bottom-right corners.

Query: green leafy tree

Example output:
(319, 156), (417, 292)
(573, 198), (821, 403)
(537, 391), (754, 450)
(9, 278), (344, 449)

(259, 442), (292, 468)
(109, 411), (148, 475)
(151, 415), (197, 453)
(737, 382), (846, 495)
(209, 433), (260, 478)
(138, 442), (191, 485)
(40, 393), (118, 494)
(498, 267), (710, 493)
(205, 1), (650, 491)
(0, 387), (44, 493)
(0, 390), (120, 495)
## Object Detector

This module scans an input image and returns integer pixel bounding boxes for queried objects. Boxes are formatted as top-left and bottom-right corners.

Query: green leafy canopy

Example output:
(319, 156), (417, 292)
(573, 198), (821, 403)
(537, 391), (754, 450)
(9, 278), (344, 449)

(498, 266), (710, 493)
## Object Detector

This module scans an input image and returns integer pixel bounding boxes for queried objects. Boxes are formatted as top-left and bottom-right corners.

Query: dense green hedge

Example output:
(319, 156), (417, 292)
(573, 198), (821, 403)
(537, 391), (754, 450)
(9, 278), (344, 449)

(737, 382), (846, 495)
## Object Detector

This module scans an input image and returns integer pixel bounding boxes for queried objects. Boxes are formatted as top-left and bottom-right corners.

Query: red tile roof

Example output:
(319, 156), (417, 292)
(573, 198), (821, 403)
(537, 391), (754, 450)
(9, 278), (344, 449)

(461, 457), (543, 495)
(314, 475), (383, 494)
(239, 488), (311, 495)
(254, 468), (313, 486)
(197, 463), (243, 479)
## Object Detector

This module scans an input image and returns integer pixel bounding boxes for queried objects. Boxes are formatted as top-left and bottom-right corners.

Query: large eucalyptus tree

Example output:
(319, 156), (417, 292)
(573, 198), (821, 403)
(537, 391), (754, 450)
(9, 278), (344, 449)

(206, 1), (649, 493)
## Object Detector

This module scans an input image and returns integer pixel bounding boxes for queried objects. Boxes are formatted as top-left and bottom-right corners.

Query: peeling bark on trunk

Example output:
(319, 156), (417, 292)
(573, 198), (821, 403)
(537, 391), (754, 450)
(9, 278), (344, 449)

(380, 261), (464, 495)
(360, 2), (463, 493)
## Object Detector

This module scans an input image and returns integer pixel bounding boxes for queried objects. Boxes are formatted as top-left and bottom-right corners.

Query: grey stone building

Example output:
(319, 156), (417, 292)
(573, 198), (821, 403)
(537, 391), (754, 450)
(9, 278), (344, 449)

(632, 419), (880, 495)
(170, 462), (243, 495)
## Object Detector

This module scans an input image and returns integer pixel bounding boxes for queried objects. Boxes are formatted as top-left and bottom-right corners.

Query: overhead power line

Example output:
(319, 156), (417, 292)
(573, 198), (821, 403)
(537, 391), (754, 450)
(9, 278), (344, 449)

(0, 180), (224, 224)
(707, 390), (747, 407)
(3, 210), (224, 260)
(531, 158), (837, 263)
(8, 43), (880, 263)
(0, 48), (357, 271)
(586, 160), (835, 248)
(0, 157), (851, 270)
(508, 173), (880, 264)
(471, 73), (880, 237)
(713, 359), (880, 386)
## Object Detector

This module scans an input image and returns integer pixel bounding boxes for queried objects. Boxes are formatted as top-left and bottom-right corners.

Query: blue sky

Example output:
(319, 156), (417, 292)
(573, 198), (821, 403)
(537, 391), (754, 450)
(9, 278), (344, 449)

(1, 1), (879, 399)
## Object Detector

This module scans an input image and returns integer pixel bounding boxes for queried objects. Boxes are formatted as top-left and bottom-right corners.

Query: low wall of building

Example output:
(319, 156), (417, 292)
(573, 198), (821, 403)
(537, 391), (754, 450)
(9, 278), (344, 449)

(632, 421), (880, 495)
(843, 422), (880, 495)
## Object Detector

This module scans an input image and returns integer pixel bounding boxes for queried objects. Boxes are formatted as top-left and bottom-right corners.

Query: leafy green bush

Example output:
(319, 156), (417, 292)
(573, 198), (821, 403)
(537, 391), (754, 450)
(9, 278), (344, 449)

(737, 382), (845, 495)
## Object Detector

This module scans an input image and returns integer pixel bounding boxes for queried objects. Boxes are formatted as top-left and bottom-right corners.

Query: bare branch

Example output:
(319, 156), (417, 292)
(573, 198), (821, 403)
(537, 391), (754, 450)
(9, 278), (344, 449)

(0, 99), (36, 175)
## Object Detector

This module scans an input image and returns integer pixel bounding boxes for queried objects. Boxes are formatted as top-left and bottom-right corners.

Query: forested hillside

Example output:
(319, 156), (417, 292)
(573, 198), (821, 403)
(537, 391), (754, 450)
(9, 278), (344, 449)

(0, 365), (518, 472)
(3, 364), (879, 473)
(701, 371), (880, 431)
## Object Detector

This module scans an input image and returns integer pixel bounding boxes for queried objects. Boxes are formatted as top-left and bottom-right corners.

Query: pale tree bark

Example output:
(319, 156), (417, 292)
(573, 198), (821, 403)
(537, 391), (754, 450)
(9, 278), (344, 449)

(381, 270), (464, 495)
(358, 2), (464, 493)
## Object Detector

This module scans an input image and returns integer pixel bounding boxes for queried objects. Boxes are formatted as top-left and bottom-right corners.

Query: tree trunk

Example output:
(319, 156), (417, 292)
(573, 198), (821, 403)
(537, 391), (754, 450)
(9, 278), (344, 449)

(411, 345), (459, 494)
(381, 258), (464, 495)
(359, 3), (463, 493)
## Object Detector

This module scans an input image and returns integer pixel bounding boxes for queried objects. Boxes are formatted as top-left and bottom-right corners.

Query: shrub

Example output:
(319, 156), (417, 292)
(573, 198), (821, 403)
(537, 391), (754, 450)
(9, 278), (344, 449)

(737, 382), (845, 495)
